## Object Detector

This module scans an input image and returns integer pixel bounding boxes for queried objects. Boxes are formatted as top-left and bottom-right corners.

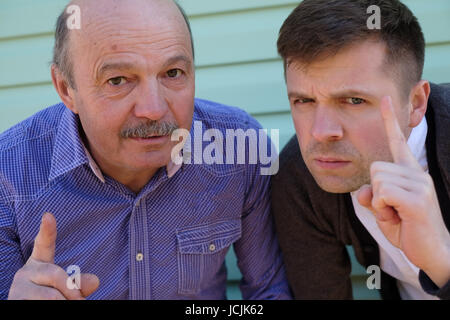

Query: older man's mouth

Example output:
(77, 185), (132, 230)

(313, 157), (351, 169)
(130, 134), (170, 145)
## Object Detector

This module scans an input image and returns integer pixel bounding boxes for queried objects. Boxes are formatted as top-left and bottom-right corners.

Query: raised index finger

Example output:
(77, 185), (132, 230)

(31, 212), (57, 263)
(380, 96), (419, 168)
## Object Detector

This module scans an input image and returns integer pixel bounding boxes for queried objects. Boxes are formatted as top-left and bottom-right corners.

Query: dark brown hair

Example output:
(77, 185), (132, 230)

(277, 0), (425, 96)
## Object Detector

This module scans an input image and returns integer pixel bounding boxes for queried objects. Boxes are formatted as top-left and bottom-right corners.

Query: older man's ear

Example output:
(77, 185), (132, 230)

(51, 64), (78, 114)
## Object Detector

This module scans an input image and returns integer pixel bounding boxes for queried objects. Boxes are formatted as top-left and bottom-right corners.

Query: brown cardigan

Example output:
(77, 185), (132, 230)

(271, 83), (450, 299)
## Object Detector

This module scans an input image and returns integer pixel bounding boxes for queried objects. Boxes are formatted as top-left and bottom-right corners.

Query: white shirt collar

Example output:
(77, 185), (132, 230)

(350, 115), (436, 299)
(406, 115), (428, 172)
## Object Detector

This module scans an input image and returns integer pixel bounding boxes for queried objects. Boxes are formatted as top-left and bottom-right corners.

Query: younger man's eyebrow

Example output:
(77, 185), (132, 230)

(329, 89), (377, 99)
(288, 88), (378, 101)
(288, 91), (313, 100)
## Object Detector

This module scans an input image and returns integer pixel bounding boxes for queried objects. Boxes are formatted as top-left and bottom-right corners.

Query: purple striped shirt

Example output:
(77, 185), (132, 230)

(0, 98), (291, 300)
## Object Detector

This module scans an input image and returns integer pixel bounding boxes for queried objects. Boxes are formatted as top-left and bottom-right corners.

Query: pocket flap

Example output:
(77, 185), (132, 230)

(176, 219), (241, 254)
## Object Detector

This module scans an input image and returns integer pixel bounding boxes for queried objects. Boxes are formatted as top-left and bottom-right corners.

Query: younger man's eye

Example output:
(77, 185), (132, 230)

(346, 97), (365, 105)
(294, 98), (314, 105)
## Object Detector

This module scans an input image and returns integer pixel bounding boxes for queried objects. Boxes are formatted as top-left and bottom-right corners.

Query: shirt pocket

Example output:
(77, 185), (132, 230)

(176, 219), (241, 295)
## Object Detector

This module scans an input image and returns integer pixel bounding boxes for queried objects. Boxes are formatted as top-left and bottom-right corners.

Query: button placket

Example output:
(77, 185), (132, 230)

(129, 197), (151, 299)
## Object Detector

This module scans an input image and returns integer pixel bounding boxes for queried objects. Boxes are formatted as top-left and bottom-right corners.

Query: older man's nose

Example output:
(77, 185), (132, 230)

(310, 106), (344, 142)
(134, 80), (169, 120)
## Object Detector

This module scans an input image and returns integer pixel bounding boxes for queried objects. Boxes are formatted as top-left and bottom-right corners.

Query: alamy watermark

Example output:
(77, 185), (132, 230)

(366, 265), (381, 290)
(170, 121), (279, 176)
(66, 5), (81, 30)
(367, 5), (381, 30)
(66, 264), (81, 290)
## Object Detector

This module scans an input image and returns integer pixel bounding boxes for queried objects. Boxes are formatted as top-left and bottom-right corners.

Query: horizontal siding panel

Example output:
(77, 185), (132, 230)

(225, 282), (242, 300)
(0, 0), (298, 40)
(403, 0), (450, 44)
(196, 59), (289, 116)
(178, 0), (298, 16)
(225, 247), (240, 281)
(352, 277), (382, 300)
(253, 112), (295, 150)
(2, 0), (449, 45)
(423, 43), (450, 84)
(0, 0), (66, 40)
(0, 35), (54, 87)
(0, 83), (60, 132)
(192, 6), (295, 67)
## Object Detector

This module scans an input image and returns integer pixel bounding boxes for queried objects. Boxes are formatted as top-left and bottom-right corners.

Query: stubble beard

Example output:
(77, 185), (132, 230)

(300, 140), (375, 194)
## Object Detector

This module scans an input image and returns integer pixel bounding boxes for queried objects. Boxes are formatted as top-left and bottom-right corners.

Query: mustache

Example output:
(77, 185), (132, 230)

(120, 120), (179, 139)
(305, 141), (360, 159)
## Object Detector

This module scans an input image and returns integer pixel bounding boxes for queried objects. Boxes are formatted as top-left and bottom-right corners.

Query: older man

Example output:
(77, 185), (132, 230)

(1, 0), (290, 300)
(272, 0), (450, 299)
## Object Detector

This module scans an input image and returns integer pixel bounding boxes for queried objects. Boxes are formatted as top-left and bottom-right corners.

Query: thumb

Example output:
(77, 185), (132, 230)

(80, 273), (100, 298)
(357, 184), (374, 210)
(31, 212), (57, 263)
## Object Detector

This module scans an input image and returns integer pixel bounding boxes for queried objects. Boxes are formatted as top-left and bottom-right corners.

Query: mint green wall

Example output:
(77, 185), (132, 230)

(1, 0), (449, 299)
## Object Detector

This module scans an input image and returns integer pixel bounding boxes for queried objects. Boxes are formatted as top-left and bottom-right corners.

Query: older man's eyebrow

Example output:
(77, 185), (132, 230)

(97, 62), (137, 79)
(96, 56), (192, 80)
(163, 55), (192, 70)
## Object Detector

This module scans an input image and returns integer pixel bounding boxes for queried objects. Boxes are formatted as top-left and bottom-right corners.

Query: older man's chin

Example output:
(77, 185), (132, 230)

(123, 146), (173, 170)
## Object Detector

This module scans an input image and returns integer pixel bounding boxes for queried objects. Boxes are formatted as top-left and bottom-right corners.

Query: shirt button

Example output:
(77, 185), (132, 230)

(136, 253), (144, 261)
(209, 244), (216, 252)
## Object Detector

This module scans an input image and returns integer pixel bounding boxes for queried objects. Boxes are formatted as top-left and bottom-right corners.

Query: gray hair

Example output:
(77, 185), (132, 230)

(52, 1), (195, 89)
(120, 120), (179, 139)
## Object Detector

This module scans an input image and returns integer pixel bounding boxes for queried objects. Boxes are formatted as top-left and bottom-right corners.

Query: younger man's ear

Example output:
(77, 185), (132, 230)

(51, 64), (79, 114)
(408, 80), (430, 128)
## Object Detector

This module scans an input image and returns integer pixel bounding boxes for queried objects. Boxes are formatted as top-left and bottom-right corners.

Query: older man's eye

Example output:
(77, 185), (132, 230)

(108, 77), (127, 86)
(346, 97), (365, 105)
(167, 69), (183, 78)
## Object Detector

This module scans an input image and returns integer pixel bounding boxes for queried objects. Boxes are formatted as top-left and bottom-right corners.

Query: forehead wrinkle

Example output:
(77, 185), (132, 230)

(79, 18), (186, 45)
(70, 0), (191, 53)
(77, 20), (191, 57)
(83, 31), (191, 73)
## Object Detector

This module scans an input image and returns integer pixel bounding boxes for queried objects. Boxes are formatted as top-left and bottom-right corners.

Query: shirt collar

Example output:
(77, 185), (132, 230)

(48, 106), (89, 181)
(49, 105), (182, 182)
(406, 115), (428, 172)
(83, 145), (182, 183)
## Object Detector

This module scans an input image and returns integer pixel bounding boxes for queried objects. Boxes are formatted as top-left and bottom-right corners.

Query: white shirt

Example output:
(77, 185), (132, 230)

(350, 116), (439, 300)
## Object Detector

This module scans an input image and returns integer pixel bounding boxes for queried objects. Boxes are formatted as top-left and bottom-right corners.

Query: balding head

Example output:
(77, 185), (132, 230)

(53, 0), (194, 89)
(50, 0), (197, 192)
